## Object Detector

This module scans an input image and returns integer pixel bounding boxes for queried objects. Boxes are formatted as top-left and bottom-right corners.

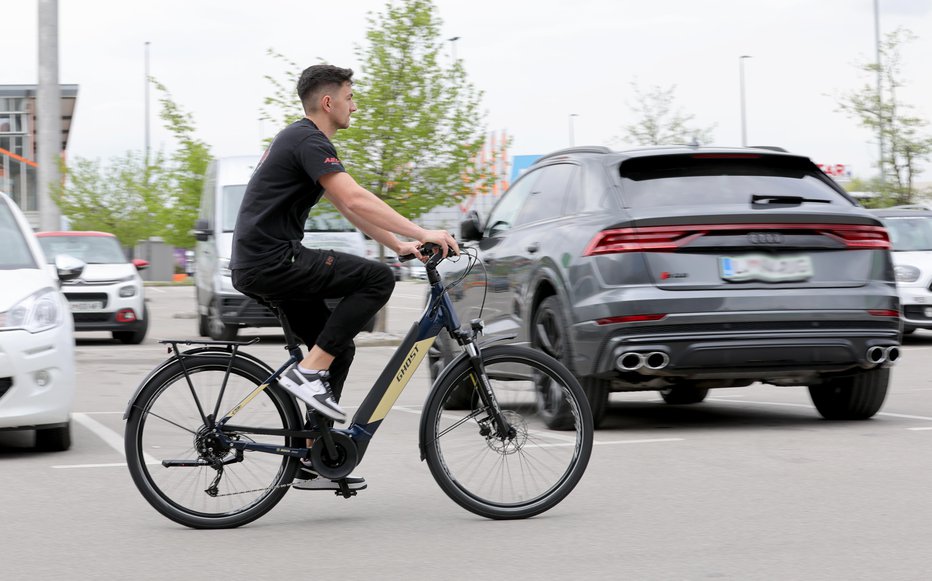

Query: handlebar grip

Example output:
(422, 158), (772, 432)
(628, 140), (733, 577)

(399, 242), (447, 263)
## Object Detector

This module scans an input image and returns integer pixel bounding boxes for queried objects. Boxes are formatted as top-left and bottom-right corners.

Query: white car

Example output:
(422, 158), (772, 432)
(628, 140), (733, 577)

(873, 206), (932, 334)
(0, 192), (81, 450)
(36, 231), (149, 344)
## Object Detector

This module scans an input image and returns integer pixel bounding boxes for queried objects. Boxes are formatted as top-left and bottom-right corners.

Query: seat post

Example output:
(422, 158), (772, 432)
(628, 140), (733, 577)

(267, 301), (304, 359)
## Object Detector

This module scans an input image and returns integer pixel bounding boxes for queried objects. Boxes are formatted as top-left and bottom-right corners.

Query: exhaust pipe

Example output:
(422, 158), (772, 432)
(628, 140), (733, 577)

(865, 346), (886, 366)
(616, 352), (645, 372)
(644, 351), (670, 370)
(885, 346), (901, 365)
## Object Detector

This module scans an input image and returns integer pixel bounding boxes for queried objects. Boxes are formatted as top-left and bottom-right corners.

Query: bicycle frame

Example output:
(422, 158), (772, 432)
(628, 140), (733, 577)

(212, 277), (467, 464)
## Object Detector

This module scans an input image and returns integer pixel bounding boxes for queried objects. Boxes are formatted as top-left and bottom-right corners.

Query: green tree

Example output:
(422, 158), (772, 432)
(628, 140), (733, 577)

(53, 81), (210, 250)
(838, 28), (932, 206)
(150, 79), (212, 247)
(51, 152), (164, 246)
(261, 0), (497, 229)
(619, 81), (715, 146)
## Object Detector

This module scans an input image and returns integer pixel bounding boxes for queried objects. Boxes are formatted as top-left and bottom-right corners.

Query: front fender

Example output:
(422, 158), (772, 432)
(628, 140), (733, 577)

(417, 333), (518, 460)
(122, 346), (276, 420)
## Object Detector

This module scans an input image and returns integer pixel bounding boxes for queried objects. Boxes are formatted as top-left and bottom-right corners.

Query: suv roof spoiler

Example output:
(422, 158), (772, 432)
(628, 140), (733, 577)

(534, 146), (613, 165)
(886, 204), (932, 211)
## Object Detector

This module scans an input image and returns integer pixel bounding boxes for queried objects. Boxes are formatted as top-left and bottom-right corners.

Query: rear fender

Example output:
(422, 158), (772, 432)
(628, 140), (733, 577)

(122, 347), (276, 420)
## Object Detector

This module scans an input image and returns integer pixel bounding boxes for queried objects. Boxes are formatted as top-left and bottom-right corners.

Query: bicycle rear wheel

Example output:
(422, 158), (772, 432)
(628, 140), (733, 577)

(423, 344), (593, 519)
(125, 354), (302, 529)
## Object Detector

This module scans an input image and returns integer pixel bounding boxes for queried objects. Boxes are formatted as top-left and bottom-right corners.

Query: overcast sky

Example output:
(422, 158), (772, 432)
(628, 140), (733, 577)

(4, 0), (932, 180)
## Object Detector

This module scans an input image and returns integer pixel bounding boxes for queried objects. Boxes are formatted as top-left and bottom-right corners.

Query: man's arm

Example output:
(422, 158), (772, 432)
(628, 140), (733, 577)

(339, 205), (404, 254)
(321, 171), (459, 256)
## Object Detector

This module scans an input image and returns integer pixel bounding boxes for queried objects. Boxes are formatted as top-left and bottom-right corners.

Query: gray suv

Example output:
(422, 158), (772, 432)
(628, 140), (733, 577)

(433, 146), (901, 426)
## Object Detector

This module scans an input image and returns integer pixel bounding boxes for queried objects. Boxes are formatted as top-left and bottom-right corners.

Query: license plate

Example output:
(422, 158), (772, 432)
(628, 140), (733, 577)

(719, 254), (814, 282)
(69, 300), (104, 312)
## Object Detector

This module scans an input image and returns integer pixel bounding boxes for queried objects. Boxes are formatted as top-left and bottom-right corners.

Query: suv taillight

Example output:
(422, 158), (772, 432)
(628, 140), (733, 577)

(583, 223), (891, 255)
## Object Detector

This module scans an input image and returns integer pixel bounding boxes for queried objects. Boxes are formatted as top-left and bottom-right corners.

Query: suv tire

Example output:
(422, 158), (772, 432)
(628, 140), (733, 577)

(533, 296), (610, 428)
(808, 367), (889, 420)
(660, 386), (710, 405)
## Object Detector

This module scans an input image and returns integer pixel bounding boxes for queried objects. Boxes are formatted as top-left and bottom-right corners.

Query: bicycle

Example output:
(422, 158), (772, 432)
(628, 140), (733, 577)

(123, 244), (594, 528)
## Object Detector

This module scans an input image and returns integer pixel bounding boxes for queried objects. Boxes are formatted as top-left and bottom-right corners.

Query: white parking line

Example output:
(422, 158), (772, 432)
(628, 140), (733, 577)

(53, 462), (128, 469)
(56, 412), (159, 469)
(72, 412), (126, 456)
(707, 397), (932, 425)
(907, 427), (932, 431)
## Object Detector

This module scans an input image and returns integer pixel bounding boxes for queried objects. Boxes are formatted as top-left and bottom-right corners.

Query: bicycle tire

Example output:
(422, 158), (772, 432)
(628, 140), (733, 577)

(423, 344), (593, 519)
(125, 354), (303, 529)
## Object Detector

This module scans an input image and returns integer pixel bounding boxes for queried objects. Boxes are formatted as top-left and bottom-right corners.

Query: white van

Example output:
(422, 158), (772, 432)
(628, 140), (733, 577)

(193, 155), (373, 340)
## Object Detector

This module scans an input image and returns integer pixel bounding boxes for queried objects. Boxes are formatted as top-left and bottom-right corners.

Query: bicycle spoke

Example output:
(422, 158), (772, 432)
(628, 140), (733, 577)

(425, 345), (592, 518)
(126, 356), (298, 528)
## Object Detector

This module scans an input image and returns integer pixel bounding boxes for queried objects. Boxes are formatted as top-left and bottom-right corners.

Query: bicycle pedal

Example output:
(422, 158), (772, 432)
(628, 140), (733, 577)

(334, 488), (358, 499)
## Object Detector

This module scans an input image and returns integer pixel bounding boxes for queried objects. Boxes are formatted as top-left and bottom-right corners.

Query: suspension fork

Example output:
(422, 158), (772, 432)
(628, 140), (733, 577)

(462, 337), (514, 439)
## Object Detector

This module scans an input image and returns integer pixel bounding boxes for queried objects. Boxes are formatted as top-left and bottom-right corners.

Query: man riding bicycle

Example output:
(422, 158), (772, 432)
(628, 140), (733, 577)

(230, 64), (458, 491)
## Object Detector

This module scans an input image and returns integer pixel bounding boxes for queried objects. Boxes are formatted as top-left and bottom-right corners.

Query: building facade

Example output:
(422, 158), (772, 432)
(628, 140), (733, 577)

(0, 84), (78, 228)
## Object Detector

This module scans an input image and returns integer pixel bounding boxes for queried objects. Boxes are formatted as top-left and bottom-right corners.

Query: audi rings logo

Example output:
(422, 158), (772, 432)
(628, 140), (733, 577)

(747, 232), (784, 245)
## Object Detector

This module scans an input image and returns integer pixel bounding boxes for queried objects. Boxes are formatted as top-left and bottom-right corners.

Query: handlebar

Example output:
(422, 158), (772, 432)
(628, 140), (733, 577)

(399, 242), (456, 269)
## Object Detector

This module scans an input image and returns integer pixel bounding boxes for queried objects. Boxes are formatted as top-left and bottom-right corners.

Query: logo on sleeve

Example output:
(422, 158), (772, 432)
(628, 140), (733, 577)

(323, 157), (341, 165)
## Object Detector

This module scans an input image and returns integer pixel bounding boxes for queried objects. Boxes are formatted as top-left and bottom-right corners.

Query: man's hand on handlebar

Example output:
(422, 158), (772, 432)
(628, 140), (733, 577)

(420, 229), (459, 259)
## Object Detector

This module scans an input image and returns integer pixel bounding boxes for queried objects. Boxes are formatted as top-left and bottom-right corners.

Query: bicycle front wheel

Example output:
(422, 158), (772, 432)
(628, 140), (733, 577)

(423, 344), (593, 519)
(125, 354), (302, 529)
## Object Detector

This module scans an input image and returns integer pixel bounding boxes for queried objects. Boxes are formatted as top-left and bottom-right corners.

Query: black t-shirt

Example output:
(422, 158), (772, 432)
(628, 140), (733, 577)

(230, 118), (346, 269)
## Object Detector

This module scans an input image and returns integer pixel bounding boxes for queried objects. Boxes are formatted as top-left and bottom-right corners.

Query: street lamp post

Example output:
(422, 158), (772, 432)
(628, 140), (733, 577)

(144, 41), (151, 166)
(739, 55), (751, 147)
(569, 113), (579, 146)
(874, 0), (885, 188)
(448, 36), (461, 62)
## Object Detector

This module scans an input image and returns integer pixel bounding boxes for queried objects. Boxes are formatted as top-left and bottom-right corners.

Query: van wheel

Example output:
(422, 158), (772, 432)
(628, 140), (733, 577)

(208, 299), (239, 341)
(198, 312), (209, 336)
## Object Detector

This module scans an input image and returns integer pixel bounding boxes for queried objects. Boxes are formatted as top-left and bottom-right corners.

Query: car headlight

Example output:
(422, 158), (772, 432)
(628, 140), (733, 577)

(119, 284), (137, 298)
(219, 257), (232, 277)
(0, 288), (64, 333)
(894, 264), (920, 283)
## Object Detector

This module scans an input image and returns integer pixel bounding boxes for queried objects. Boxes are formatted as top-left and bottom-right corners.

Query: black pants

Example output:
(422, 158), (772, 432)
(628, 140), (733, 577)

(232, 243), (395, 400)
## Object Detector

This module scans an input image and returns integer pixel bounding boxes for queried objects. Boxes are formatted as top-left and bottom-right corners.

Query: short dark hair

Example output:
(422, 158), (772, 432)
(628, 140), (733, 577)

(297, 65), (354, 113)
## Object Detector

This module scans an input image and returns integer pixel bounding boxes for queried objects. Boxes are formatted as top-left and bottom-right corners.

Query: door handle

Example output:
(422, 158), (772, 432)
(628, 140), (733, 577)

(526, 243), (540, 254)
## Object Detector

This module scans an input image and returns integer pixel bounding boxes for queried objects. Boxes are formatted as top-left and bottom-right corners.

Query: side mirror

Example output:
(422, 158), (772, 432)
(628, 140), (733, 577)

(193, 218), (213, 242)
(55, 254), (86, 282)
(132, 258), (150, 271)
(460, 210), (483, 241)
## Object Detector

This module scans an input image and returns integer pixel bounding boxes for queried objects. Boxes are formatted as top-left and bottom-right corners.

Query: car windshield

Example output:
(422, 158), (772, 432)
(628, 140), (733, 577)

(618, 154), (850, 208)
(882, 216), (932, 251)
(0, 201), (37, 270)
(38, 235), (127, 264)
(221, 185), (355, 232)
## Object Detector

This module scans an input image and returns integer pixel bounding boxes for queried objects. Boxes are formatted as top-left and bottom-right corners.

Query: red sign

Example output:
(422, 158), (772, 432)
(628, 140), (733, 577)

(817, 163), (849, 178)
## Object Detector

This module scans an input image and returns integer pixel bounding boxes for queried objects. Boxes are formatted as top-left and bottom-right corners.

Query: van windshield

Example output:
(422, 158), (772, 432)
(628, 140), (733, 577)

(221, 185), (356, 232)
(222, 185), (247, 232)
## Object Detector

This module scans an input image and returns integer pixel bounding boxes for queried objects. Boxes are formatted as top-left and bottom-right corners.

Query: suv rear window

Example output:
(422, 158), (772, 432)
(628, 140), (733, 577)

(617, 154), (853, 208)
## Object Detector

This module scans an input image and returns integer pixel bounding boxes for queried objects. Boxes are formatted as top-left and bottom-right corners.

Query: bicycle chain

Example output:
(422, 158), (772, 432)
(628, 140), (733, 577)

(207, 481), (294, 497)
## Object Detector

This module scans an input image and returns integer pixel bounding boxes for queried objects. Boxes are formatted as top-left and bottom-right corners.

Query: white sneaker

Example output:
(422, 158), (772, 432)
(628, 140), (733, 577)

(277, 367), (346, 423)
